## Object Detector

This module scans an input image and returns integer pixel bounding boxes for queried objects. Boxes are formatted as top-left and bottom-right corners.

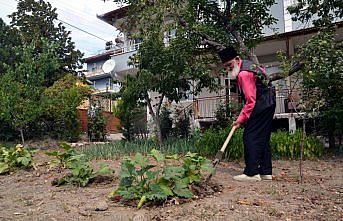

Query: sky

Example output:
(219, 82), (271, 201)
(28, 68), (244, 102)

(0, 0), (120, 57)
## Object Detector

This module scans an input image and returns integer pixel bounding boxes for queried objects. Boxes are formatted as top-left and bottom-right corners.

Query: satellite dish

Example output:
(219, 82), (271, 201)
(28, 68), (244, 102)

(102, 59), (116, 73)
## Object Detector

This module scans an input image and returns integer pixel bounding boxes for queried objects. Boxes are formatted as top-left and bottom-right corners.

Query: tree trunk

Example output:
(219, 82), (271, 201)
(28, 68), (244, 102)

(154, 116), (163, 146)
(145, 93), (164, 146)
(299, 118), (306, 184)
(328, 129), (335, 149)
(19, 128), (25, 145)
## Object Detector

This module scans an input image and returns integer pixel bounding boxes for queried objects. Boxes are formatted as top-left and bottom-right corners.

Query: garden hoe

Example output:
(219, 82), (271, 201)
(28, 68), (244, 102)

(206, 125), (238, 183)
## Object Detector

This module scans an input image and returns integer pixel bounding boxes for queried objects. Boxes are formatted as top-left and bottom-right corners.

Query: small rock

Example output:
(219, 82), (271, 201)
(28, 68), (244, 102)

(94, 201), (108, 211)
(132, 211), (149, 221)
(79, 209), (92, 217)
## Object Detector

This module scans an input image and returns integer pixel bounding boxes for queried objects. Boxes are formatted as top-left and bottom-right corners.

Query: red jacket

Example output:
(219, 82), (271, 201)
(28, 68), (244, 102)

(236, 60), (258, 124)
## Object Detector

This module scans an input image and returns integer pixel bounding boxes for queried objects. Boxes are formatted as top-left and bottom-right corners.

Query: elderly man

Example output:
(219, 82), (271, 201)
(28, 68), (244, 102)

(218, 46), (276, 181)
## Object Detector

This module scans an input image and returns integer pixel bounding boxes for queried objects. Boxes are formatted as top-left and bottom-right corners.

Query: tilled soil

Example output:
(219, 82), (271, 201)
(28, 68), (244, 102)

(0, 151), (342, 221)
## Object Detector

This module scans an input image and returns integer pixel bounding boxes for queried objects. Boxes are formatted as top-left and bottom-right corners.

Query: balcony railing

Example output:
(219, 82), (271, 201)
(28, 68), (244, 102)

(93, 43), (141, 57)
(183, 89), (300, 120)
(85, 69), (110, 79)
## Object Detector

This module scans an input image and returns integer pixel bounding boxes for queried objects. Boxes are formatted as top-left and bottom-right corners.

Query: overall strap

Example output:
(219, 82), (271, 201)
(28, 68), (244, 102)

(240, 60), (269, 87)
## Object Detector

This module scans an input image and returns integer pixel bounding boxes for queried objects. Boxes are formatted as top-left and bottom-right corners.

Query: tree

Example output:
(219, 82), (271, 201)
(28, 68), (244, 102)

(9, 0), (83, 86)
(287, 0), (343, 27)
(110, 0), (277, 64)
(0, 18), (21, 75)
(121, 27), (218, 145)
(44, 74), (92, 142)
(286, 0), (343, 148)
(107, 0), (278, 144)
(0, 40), (59, 144)
(279, 29), (343, 149)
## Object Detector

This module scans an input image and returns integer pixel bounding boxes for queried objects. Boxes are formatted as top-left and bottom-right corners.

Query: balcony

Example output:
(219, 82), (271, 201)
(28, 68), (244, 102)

(92, 83), (121, 95)
(183, 89), (300, 121)
(85, 69), (111, 80)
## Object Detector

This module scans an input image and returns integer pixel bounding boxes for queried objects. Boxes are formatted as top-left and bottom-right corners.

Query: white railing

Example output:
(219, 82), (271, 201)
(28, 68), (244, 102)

(85, 69), (107, 78)
(92, 43), (141, 57)
(187, 89), (299, 120)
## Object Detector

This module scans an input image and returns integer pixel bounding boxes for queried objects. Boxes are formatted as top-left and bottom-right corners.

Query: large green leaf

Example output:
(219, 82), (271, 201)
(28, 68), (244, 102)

(173, 180), (194, 198)
(145, 184), (168, 201)
(158, 183), (173, 196)
(164, 166), (185, 180)
(0, 162), (10, 174)
(137, 164), (155, 176)
(200, 160), (215, 174)
(120, 159), (136, 178)
(134, 153), (149, 168)
(150, 149), (164, 162)
(96, 162), (113, 175)
(17, 156), (31, 167)
(146, 170), (160, 180)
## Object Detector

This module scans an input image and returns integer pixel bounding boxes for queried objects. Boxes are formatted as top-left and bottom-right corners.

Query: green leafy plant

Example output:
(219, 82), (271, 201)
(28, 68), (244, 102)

(43, 74), (92, 142)
(270, 130), (324, 159)
(88, 99), (108, 141)
(160, 105), (173, 139)
(110, 149), (214, 209)
(196, 127), (324, 160)
(0, 144), (36, 174)
(195, 126), (244, 160)
(173, 107), (191, 139)
(47, 143), (112, 187)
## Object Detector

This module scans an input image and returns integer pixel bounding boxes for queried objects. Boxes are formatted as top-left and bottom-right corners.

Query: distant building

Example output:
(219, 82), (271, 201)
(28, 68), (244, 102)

(85, 1), (342, 133)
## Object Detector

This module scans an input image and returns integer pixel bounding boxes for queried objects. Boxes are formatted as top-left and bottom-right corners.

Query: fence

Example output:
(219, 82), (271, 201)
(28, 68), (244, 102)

(185, 89), (300, 120)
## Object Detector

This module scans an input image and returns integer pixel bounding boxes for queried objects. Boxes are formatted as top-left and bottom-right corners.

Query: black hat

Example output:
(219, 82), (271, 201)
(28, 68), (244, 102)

(218, 46), (238, 63)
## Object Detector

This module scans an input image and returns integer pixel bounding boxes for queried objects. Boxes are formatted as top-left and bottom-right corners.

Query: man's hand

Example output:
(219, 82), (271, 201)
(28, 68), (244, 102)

(232, 120), (241, 128)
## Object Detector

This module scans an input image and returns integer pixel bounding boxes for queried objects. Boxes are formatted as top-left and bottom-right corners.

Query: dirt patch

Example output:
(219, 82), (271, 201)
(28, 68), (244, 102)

(0, 151), (342, 221)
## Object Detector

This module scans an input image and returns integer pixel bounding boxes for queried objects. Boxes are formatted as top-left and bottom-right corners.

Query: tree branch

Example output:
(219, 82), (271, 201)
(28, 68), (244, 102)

(224, 0), (231, 20)
(269, 62), (305, 82)
(200, 39), (225, 50)
(156, 93), (165, 117)
(231, 30), (259, 64)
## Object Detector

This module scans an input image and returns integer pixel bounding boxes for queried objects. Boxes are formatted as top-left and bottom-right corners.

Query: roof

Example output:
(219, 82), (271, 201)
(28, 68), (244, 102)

(262, 21), (343, 41)
(97, 6), (129, 25)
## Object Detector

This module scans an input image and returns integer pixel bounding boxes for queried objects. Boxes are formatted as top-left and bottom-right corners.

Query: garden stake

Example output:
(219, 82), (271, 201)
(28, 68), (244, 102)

(206, 125), (238, 183)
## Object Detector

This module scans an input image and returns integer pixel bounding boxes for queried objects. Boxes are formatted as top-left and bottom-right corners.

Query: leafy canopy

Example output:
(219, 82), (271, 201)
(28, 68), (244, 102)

(9, 0), (83, 86)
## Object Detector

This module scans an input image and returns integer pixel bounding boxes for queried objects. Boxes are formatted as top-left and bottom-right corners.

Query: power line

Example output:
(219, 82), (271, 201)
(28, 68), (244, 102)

(57, 18), (108, 42)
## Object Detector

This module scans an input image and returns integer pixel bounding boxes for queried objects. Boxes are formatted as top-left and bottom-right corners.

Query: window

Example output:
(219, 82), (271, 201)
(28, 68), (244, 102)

(91, 63), (97, 72)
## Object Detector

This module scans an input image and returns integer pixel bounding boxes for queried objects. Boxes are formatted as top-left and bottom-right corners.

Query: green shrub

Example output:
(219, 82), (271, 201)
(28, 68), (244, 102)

(109, 149), (214, 208)
(114, 100), (147, 141)
(0, 144), (36, 174)
(88, 101), (108, 141)
(270, 130), (324, 159)
(43, 74), (92, 142)
(173, 107), (191, 138)
(196, 128), (324, 160)
(195, 126), (244, 160)
(160, 106), (173, 139)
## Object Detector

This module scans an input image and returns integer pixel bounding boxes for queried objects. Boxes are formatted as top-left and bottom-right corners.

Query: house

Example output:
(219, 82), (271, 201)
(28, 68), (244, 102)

(90, 1), (343, 133)
(80, 50), (123, 135)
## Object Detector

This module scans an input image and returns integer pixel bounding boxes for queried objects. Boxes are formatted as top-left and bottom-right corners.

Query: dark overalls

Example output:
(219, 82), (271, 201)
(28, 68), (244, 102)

(239, 60), (276, 176)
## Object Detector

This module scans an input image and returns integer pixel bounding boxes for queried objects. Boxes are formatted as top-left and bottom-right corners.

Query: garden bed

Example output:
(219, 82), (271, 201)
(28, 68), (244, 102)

(0, 149), (342, 220)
